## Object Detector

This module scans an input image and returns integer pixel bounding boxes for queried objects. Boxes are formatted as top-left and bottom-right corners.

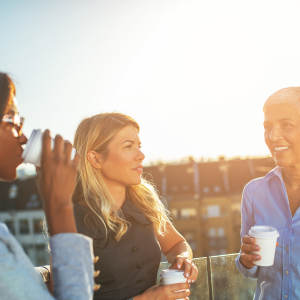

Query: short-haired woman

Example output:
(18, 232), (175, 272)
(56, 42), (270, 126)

(0, 72), (94, 300)
(236, 87), (300, 300)
(72, 113), (198, 300)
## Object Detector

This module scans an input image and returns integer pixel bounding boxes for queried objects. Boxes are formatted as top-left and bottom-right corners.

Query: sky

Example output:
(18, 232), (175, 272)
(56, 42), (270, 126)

(1, 0), (300, 169)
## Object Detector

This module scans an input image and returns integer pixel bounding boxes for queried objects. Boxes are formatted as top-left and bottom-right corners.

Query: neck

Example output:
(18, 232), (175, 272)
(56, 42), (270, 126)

(102, 178), (126, 210)
(282, 165), (300, 190)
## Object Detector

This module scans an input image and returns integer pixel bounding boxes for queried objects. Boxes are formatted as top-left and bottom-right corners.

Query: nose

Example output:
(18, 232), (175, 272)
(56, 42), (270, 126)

(269, 125), (282, 142)
(19, 133), (28, 145)
(137, 148), (145, 161)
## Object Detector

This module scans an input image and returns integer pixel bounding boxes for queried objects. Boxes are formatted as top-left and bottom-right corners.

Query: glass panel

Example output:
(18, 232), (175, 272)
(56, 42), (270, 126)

(210, 253), (257, 300)
(33, 219), (42, 234)
(19, 220), (29, 234)
(157, 257), (209, 300)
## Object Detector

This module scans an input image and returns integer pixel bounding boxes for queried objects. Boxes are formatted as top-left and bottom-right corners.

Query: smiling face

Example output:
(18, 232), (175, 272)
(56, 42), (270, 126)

(0, 97), (27, 180)
(96, 125), (145, 187)
(264, 103), (300, 168)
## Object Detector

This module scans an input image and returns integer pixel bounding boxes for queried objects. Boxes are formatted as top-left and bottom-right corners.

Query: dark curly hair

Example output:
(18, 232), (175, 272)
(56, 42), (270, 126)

(0, 73), (15, 123)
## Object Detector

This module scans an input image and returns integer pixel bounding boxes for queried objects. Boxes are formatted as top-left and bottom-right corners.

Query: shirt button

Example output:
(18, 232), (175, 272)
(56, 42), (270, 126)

(137, 264), (142, 269)
(285, 295), (288, 299)
(285, 271), (289, 275)
(132, 246), (137, 252)
(285, 247), (288, 251)
(289, 225), (291, 228)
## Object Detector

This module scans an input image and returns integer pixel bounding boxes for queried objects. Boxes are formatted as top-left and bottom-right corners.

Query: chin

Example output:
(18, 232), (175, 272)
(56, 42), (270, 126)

(0, 169), (17, 181)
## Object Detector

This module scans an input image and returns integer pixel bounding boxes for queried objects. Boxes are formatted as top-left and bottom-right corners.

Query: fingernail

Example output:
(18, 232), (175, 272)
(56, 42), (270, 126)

(185, 273), (189, 277)
(255, 246), (259, 250)
(256, 255), (260, 259)
(94, 270), (100, 277)
(188, 279), (191, 283)
(192, 279), (195, 283)
(250, 238), (254, 242)
(178, 264), (181, 268)
(94, 256), (99, 263)
(93, 284), (101, 291)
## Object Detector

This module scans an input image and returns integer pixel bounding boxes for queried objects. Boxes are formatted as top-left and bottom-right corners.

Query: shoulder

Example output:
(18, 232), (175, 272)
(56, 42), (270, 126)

(244, 168), (278, 194)
(73, 203), (107, 239)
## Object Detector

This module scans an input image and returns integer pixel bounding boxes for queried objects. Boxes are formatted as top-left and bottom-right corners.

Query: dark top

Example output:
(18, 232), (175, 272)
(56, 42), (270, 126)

(73, 199), (161, 300)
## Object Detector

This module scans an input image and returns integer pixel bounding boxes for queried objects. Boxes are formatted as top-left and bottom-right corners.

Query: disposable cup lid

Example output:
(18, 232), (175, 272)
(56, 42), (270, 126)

(160, 269), (185, 278)
(249, 226), (279, 239)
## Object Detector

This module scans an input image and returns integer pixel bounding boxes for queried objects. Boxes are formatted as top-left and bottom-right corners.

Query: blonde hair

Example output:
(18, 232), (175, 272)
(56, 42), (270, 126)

(72, 113), (168, 241)
(263, 87), (300, 114)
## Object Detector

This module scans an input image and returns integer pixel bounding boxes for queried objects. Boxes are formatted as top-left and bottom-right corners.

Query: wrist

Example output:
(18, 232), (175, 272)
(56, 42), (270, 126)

(239, 255), (253, 269)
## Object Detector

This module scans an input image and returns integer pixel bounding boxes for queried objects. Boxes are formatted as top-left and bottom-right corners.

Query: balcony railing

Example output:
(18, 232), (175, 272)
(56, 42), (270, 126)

(36, 253), (257, 300)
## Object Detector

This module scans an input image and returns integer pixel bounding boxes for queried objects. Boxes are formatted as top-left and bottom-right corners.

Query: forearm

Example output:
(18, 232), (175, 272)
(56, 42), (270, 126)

(45, 202), (77, 236)
(166, 241), (193, 263)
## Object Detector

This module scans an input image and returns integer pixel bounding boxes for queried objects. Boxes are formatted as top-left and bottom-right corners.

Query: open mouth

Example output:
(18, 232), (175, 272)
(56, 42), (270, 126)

(274, 146), (289, 153)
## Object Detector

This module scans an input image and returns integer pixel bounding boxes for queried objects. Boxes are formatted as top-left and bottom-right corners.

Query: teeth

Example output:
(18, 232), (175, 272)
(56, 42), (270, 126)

(274, 147), (289, 151)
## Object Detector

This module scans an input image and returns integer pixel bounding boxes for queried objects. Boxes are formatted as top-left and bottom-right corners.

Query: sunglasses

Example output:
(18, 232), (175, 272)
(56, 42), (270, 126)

(2, 114), (25, 137)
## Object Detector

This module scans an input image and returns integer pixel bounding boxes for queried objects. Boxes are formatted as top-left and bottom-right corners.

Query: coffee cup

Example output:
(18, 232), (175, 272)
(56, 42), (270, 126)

(249, 225), (279, 266)
(22, 129), (76, 167)
(160, 269), (187, 300)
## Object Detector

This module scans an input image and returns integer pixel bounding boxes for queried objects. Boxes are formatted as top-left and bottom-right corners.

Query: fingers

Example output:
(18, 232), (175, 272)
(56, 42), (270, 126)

(42, 130), (52, 160)
(64, 141), (73, 163)
(72, 153), (81, 169)
(241, 243), (260, 252)
(53, 134), (64, 156)
(94, 270), (100, 278)
(167, 282), (190, 292)
(276, 242), (279, 247)
(175, 257), (185, 269)
(242, 235), (255, 244)
(94, 256), (99, 264)
(187, 262), (198, 283)
(242, 253), (261, 262)
(183, 259), (192, 279)
(93, 284), (101, 291)
(171, 289), (190, 300)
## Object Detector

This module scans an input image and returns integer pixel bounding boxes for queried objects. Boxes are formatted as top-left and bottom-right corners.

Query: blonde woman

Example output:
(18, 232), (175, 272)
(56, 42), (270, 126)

(72, 113), (198, 300)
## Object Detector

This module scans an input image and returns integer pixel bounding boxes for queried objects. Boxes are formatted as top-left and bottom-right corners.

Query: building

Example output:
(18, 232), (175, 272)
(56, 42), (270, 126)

(144, 156), (275, 258)
(0, 175), (49, 266)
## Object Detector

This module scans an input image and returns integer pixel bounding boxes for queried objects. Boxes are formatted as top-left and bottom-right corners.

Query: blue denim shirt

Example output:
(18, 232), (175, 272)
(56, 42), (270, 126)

(0, 223), (94, 300)
(236, 166), (300, 300)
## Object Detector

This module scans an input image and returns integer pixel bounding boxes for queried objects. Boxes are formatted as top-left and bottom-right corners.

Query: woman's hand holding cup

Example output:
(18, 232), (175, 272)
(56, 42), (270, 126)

(240, 235), (279, 269)
(133, 283), (190, 300)
(170, 255), (198, 283)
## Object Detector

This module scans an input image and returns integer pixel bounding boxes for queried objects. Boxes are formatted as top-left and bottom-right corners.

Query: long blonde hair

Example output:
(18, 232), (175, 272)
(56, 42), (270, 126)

(72, 113), (168, 241)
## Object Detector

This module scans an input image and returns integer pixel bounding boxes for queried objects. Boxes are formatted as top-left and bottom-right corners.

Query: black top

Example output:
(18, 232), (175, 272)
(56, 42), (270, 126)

(73, 199), (161, 300)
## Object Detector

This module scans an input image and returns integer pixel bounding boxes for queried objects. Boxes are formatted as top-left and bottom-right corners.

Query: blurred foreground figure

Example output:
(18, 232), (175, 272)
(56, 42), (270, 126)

(236, 87), (300, 300)
(0, 72), (94, 300)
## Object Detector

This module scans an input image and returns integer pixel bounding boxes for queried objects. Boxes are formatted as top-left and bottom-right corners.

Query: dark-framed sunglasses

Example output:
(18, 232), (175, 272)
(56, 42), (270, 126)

(2, 114), (25, 137)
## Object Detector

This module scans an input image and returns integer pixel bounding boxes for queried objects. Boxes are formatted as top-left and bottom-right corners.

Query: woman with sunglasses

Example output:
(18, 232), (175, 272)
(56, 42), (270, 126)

(0, 72), (95, 300)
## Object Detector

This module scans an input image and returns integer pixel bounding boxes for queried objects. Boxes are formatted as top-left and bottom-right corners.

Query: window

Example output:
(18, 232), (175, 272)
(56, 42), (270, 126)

(5, 220), (15, 235)
(8, 184), (18, 199)
(26, 194), (40, 209)
(19, 220), (29, 234)
(202, 186), (210, 193)
(207, 205), (220, 218)
(171, 208), (179, 220)
(213, 186), (221, 193)
(180, 208), (197, 219)
(33, 219), (42, 234)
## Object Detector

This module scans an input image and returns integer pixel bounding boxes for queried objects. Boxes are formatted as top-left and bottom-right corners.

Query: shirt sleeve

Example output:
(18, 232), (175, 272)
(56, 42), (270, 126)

(50, 233), (94, 300)
(235, 181), (260, 279)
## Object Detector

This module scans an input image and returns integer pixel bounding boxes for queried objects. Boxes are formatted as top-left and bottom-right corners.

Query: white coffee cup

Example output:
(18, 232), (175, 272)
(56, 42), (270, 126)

(249, 225), (279, 266)
(160, 269), (187, 300)
(22, 129), (76, 167)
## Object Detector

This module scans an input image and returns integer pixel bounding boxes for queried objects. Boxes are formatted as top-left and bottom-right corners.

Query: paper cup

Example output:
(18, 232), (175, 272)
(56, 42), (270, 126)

(160, 269), (187, 300)
(249, 225), (279, 266)
(22, 129), (76, 167)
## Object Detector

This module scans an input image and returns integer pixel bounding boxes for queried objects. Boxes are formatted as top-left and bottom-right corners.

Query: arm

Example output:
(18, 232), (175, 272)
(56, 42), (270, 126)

(235, 182), (260, 279)
(35, 131), (94, 299)
(155, 220), (198, 283)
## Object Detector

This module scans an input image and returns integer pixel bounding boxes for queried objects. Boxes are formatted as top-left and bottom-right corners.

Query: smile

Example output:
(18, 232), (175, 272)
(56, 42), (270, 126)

(274, 147), (289, 152)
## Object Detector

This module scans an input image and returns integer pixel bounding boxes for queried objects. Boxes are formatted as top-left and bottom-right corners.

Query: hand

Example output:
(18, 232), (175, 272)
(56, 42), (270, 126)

(169, 255), (198, 283)
(240, 235), (279, 269)
(35, 130), (80, 235)
(134, 283), (190, 300)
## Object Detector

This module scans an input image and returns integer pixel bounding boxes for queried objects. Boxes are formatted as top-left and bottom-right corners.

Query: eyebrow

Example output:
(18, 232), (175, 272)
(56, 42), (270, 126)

(122, 140), (141, 145)
(264, 118), (293, 124)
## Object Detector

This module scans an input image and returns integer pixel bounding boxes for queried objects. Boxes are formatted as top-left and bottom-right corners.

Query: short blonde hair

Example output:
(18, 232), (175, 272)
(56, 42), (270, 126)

(263, 87), (300, 114)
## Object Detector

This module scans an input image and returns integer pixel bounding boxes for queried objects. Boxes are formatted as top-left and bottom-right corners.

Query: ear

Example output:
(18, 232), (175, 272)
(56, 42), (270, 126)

(87, 151), (102, 169)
